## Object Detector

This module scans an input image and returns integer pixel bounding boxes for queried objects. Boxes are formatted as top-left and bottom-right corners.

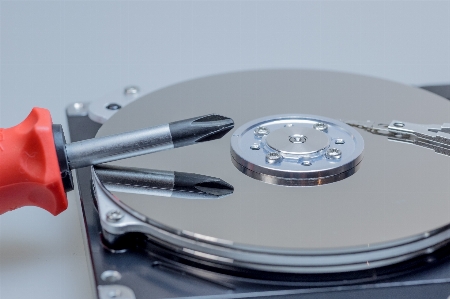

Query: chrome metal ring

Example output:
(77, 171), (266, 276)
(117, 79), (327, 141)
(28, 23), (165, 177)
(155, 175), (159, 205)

(230, 114), (364, 186)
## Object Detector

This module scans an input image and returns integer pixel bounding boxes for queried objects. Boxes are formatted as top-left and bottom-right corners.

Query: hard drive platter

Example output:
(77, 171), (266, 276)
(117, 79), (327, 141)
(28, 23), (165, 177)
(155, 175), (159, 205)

(69, 70), (450, 297)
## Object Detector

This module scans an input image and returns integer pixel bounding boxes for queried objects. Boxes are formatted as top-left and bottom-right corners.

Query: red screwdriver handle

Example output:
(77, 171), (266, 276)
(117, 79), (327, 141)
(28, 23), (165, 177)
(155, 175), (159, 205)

(0, 108), (67, 215)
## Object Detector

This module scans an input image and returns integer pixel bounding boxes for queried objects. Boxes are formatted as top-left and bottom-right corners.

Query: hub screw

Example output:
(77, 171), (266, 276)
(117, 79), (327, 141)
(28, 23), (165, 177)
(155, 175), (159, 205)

(289, 135), (307, 144)
(266, 152), (282, 163)
(313, 122), (328, 132)
(254, 126), (270, 137)
(326, 148), (342, 159)
(250, 143), (260, 150)
(106, 210), (123, 222)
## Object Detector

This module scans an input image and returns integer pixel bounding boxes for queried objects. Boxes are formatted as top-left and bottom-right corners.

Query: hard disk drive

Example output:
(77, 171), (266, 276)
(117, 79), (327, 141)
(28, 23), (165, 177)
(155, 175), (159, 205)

(67, 70), (450, 298)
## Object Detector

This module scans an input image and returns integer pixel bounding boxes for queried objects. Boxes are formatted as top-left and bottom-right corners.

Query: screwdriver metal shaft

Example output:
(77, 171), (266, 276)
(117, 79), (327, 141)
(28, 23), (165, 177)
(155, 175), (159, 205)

(65, 114), (234, 169)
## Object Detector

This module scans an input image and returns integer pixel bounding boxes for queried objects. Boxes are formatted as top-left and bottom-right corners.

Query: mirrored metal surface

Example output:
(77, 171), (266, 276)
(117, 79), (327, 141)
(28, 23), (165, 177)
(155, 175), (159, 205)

(94, 70), (450, 254)
(95, 165), (234, 200)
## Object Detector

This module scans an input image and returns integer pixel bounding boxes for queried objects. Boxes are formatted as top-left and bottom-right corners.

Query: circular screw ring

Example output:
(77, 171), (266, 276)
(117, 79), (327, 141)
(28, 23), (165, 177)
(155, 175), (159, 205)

(254, 126), (270, 137)
(106, 210), (123, 222)
(326, 148), (342, 159)
(266, 152), (282, 163)
(313, 122), (328, 132)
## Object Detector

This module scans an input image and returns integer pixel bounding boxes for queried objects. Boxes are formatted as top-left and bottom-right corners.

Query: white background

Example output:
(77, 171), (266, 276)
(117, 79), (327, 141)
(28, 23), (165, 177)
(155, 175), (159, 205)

(1, 1), (450, 298)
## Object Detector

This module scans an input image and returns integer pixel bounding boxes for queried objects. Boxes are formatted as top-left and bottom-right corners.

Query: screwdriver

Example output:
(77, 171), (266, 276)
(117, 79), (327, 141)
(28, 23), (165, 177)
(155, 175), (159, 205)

(0, 107), (234, 215)
(95, 165), (234, 200)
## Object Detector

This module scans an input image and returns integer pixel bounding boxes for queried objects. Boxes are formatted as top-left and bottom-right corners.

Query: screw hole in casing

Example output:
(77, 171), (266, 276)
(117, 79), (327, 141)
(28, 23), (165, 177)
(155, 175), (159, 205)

(106, 210), (123, 222)
(101, 270), (122, 282)
(106, 103), (122, 110)
(108, 289), (122, 298)
(124, 86), (139, 95)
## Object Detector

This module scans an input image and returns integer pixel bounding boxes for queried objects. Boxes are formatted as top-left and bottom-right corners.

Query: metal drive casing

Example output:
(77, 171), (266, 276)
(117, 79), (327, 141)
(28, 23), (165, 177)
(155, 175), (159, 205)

(85, 70), (450, 286)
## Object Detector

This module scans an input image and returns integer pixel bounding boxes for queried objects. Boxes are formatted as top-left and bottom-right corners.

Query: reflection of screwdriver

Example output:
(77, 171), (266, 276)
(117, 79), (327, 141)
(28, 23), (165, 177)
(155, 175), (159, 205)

(0, 108), (234, 215)
(95, 165), (234, 200)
